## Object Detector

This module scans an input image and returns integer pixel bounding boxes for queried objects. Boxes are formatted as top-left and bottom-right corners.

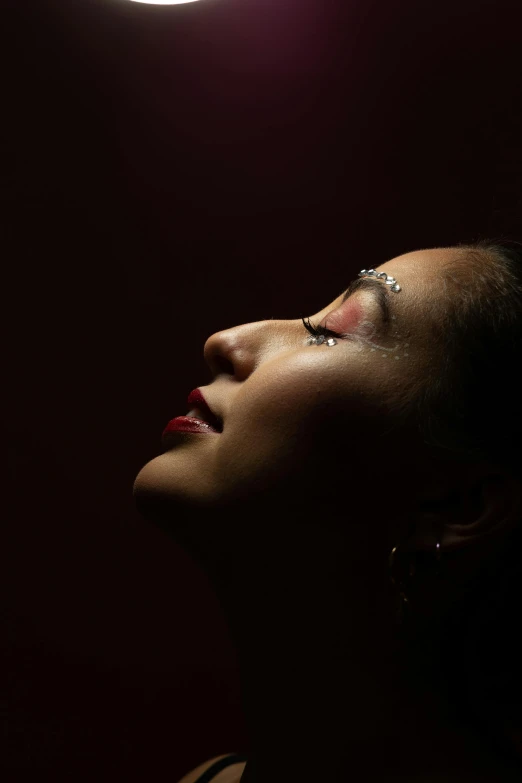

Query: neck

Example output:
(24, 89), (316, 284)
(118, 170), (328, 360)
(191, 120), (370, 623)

(200, 503), (516, 783)
(168, 484), (522, 783)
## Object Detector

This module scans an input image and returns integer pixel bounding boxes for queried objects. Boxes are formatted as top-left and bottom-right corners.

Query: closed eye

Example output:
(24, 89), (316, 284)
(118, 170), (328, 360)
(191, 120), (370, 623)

(302, 317), (342, 340)
(303, 275), (394, 342)
(341, 277), (391, 325)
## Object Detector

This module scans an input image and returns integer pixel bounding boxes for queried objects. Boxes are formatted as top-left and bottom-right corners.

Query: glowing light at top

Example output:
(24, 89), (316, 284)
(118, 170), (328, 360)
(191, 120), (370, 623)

(126, 1), (202, 5)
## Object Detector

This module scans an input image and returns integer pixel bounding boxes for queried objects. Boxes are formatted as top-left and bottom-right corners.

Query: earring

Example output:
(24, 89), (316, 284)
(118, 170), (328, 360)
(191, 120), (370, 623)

(388, 535), (443, 623)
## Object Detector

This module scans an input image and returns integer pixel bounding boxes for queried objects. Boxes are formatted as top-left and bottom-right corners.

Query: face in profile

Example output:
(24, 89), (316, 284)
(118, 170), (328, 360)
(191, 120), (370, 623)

(133, 248), (456, 530)
(133, 244), (522, 782)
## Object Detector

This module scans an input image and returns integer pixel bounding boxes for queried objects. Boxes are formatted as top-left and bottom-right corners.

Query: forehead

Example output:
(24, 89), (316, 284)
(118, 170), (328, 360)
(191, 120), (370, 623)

(377, 247), (460, 284)
(375, 247), (461, 313)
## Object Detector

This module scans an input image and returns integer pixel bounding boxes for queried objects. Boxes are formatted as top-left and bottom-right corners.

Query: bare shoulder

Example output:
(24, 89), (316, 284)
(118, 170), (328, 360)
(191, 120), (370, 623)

(176, 753), (246, 783)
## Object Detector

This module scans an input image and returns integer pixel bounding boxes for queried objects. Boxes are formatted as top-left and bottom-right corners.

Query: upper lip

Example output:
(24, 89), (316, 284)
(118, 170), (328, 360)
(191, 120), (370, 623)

(186, 388), (223, 432)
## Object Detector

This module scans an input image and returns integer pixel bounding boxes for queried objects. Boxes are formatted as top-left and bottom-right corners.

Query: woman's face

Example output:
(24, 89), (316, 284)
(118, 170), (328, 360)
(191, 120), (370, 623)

(133, 248), (455, 519)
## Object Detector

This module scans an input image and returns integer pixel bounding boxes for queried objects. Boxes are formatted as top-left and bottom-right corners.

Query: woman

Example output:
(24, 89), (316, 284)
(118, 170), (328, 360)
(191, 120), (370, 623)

(133, 239), (522, 782)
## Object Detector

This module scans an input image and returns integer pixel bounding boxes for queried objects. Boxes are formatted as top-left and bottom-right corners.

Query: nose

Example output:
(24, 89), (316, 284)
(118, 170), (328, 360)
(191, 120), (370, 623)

(203, 319), (296, 381)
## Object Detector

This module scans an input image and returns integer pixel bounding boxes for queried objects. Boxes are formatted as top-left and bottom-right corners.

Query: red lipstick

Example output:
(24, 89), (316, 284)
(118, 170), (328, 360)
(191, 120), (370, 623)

(187, 388), (216, 419)
(162, 388), (222, 443)
(163, 416), (219, 436)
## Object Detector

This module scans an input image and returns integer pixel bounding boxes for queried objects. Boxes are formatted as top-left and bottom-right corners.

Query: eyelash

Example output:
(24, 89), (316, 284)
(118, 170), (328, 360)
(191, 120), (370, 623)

(301, 317), (343, 340)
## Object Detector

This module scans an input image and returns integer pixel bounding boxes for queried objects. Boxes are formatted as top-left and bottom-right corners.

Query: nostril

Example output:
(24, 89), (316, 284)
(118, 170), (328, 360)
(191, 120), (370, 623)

(209, 354), (235, 378)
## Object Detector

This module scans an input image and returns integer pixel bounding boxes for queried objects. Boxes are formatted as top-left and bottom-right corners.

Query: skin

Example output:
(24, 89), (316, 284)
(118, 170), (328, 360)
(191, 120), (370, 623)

(133, 248), (522, 782)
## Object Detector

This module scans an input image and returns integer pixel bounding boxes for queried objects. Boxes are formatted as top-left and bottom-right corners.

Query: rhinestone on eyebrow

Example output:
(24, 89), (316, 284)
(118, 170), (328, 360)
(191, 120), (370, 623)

(358, 269), (401, 292)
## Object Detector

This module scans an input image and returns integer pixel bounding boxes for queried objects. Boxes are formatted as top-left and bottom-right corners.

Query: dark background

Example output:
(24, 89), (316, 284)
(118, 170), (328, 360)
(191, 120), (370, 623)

(3, 0), (522, 780)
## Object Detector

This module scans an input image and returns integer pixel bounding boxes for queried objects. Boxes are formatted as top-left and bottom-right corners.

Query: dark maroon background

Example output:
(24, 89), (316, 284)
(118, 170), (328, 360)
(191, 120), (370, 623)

(3, 0), (522, 780)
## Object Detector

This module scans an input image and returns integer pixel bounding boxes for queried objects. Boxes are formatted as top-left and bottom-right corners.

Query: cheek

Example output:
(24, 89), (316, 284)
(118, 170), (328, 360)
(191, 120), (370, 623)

(228, 351), (377, 440)
(221, 356), (339, 460)
(214, 351), (407, 497)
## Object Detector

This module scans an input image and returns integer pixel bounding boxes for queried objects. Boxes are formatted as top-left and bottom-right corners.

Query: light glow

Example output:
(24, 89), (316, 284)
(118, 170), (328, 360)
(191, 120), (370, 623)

(127, 0), (201, 5)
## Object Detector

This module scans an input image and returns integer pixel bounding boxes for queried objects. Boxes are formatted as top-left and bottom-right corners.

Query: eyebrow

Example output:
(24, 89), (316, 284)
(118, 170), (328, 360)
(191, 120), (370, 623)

(341, 277), (392, 324)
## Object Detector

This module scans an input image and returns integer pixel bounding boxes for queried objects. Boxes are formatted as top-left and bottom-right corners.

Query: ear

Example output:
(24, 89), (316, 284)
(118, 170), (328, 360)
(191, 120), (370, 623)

(443, 469), (522, 550)
(411, 464), (522, 553)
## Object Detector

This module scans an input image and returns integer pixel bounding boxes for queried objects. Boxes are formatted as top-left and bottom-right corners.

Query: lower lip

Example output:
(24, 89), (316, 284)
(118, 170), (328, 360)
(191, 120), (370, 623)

(162, 416), (220, 437)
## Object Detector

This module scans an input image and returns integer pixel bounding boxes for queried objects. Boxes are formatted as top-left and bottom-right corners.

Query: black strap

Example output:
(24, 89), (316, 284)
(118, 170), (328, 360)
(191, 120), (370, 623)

(193, 754), (248, 783)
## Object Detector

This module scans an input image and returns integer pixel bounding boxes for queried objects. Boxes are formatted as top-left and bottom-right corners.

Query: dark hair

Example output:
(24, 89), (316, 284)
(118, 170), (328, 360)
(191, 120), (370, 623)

(404, 237), (522, 770)
(413, 237), (522, 475)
